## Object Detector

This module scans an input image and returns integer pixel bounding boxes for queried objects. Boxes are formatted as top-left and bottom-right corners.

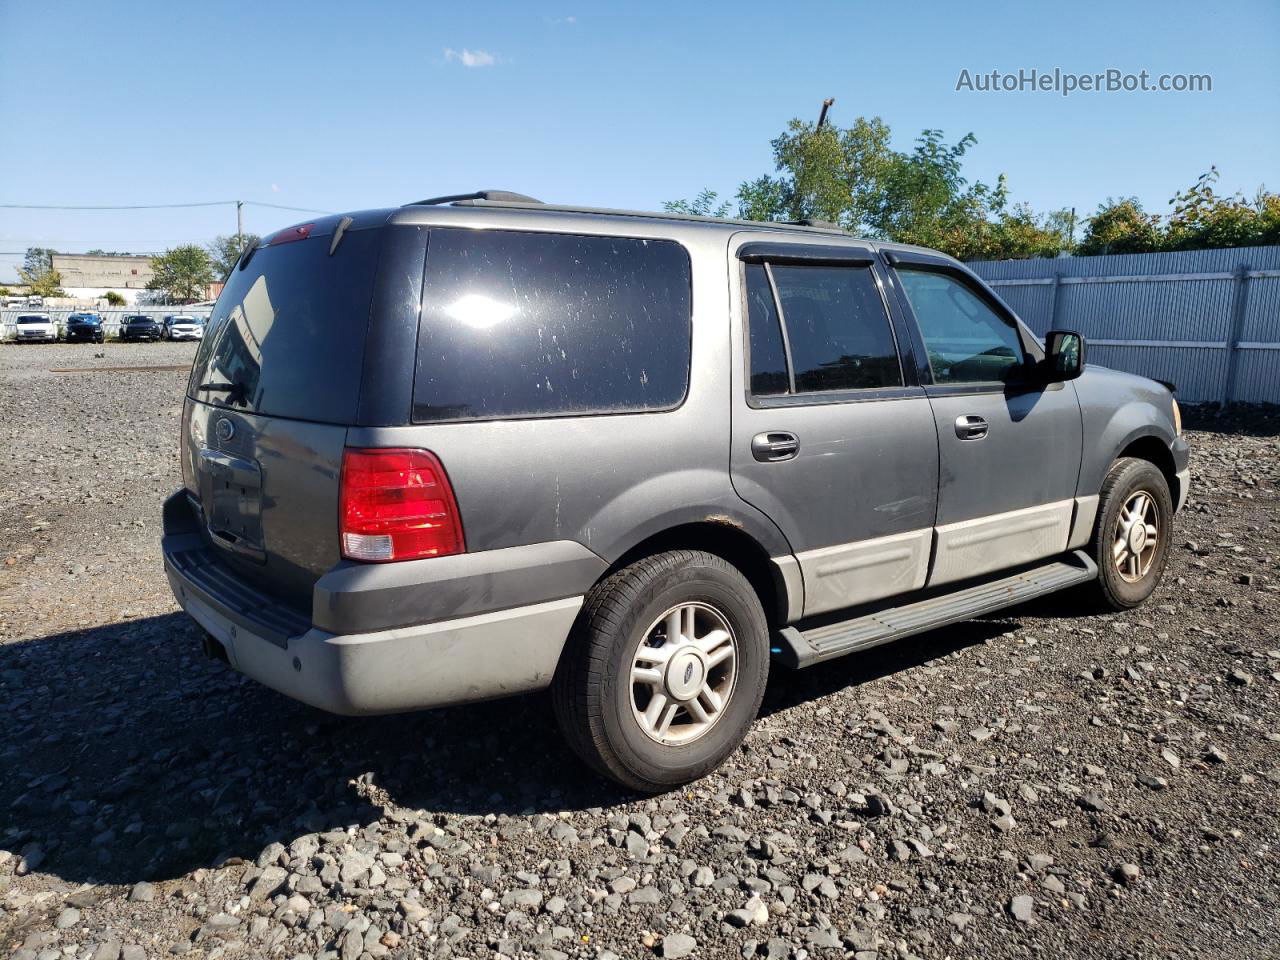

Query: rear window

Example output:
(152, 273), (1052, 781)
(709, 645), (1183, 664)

(188, 228), (382, 423)
(412, 228), (692, 422)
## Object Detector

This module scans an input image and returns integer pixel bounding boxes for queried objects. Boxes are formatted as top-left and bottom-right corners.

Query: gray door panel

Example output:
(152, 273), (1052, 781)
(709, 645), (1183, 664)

(929, 383), (1083, 524)
(925, 378), (1083, 586)
(726, 232), (941, 618)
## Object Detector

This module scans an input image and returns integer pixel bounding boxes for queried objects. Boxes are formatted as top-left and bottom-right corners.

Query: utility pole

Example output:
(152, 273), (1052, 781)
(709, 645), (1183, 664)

(817, 97), (835, 128)
(236, 201), (244, 255)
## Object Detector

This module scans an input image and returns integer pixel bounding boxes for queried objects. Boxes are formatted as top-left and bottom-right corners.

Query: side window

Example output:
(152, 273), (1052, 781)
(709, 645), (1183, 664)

(744, 264), (788, 396)
(896, 269), (1025, 384)
(413, 229), (692, 421)
(769, 264), (902, 392)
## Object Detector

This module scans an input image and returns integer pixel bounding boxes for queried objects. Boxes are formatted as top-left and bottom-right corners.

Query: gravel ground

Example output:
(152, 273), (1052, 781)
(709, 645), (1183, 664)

(1, 342), (1278, 960)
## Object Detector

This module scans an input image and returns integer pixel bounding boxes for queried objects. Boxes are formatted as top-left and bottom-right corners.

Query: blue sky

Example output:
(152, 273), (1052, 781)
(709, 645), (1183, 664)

(2, 0), (1277, 280)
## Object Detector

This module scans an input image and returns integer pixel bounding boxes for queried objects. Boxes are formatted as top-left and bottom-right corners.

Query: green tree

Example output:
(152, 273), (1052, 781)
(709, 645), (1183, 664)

(18, 247), (65, 296)
(103, 290), (126, 306)
(1163, 168), (1279, 251)
(18, 264), (64, 297)
(206, 234), (261, 280)
(1077, 199), (1164, 255)
(663, 190), (732, 218)
(148, 245), (216, 304)
(735, 116), (896, 230)
(725, 116), (1067, 260)
(23, 247), (55, 275)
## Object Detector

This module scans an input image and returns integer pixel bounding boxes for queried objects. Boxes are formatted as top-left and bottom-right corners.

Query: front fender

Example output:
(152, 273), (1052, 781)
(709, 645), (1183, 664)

(1074, 367), (1181, 497)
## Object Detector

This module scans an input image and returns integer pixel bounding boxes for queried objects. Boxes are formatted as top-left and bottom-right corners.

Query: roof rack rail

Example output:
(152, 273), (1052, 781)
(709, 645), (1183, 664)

(407, 190), (542, 207)
(786, 218), (843, 230)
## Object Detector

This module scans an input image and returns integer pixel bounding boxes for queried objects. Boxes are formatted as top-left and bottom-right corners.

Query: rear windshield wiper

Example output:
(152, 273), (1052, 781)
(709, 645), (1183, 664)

(197, 381), (248, 406)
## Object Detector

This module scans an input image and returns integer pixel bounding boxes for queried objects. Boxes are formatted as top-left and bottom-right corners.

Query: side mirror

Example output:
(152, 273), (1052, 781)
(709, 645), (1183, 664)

(1044, 329), (1085, 381)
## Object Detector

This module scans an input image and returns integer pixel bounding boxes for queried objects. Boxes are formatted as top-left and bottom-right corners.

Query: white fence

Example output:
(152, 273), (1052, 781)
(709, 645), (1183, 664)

(0, 307), (213, 343)
(967, 245), (1280, 405)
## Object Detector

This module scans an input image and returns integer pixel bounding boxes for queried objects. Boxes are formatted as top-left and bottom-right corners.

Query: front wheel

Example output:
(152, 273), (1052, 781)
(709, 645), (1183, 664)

(1085, 457), (1173, 610)
(552, 550), (770, 793)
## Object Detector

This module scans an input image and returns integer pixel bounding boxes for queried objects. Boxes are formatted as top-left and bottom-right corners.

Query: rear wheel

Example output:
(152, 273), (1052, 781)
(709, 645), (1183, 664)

(1086, 457), (1173, 610)
(552, 550), (769, 792)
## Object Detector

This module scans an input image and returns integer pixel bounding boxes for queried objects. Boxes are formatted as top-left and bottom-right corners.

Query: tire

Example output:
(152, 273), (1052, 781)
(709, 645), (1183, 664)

(1085, 457), (1174, 611)
(552, 550), (770, 793)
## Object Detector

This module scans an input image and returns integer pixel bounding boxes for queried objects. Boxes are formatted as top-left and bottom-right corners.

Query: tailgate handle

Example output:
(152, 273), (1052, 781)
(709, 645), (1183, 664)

(210, 527), (267, 563)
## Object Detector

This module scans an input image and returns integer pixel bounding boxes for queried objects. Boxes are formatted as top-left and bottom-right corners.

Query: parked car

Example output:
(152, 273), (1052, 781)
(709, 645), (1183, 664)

(163, 315), (204, 341)
(13, 314), (57, 342)
(3, 295), (27, 308)
(64, 312), (106, 343)
(120, 314), (162, 342)
(26, 295), (44, 308)
(162, 192), (1190, 792)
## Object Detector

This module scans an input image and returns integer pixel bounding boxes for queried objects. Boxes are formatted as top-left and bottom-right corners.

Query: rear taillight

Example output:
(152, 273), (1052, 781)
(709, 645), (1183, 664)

(339, 448), (464, 562)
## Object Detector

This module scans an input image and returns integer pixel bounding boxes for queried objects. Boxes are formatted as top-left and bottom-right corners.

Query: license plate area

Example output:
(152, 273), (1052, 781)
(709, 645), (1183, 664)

(198, 448), (266, 563)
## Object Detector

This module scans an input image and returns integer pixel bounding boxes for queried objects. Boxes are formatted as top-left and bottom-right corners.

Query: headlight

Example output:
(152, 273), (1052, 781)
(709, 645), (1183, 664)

(1172, 397), (1182, 436)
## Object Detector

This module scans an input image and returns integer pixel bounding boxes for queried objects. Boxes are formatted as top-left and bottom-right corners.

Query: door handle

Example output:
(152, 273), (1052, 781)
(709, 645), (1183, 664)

(751, 431), (800, 462)
(955, 415), (988, 440)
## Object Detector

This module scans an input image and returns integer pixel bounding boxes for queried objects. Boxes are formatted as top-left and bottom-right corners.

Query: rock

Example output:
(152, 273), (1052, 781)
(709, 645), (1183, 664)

(502, 888), (543, 909)
(1078, 791), (1111, 813)
(55, 907), (81, 928)
(91, 941), (123, 960)
(16, 844), (44, 876)
(341, 928), (363, 960)
(1114, 862), (1142, 885)
(128, 881), (156, 902)
(249, 865), (288, 900)
(1008, 895), (1035, 923)
(661, 933), (697, 958)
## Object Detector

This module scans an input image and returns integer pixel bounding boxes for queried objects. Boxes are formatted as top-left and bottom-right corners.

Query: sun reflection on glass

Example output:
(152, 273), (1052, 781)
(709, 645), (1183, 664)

(444, 294), (517, 330)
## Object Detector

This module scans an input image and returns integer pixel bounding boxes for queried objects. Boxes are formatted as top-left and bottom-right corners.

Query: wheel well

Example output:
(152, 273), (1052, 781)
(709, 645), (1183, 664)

(606, 522), (786, 627)
(1119, 436), (1177, 497)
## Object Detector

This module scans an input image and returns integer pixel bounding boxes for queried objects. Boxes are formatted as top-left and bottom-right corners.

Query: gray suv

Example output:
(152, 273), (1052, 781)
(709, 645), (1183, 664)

(163, 191), (1190, 792)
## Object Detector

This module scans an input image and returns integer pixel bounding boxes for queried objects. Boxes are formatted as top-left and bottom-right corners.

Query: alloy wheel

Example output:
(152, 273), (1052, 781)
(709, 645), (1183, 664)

(629, 602), (738, 745)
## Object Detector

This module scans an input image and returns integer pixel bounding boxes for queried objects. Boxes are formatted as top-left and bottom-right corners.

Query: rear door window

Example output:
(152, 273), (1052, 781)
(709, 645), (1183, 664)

(188, 228), (382, 423)
(413, 229), (692, 421)
(745, 262), (902, 396)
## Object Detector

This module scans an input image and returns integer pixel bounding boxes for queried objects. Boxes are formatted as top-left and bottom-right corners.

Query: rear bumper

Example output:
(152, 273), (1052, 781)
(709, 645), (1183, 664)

(169, 569), (581, 714)
(161, 490), (597, 715)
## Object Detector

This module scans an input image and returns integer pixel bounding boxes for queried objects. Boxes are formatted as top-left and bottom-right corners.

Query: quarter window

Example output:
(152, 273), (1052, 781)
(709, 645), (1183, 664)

(413, 230), (692, 421)
(896, 270), (1025, 384)
(744, 265), (788, 396)
(744, 262), (902, 396)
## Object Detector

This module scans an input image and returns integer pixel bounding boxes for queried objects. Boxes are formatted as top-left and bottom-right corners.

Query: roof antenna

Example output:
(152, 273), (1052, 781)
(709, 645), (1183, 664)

(817, 97), (835, 128)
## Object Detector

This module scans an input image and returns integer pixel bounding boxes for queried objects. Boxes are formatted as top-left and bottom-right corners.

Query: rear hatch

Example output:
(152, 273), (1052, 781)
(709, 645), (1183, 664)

(181, 219), (386, 611)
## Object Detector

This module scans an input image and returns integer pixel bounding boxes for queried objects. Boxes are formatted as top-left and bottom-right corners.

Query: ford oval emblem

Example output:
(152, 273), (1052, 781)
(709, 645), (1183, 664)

(683, 662), (695, 685)
(215, 418), (235, 442)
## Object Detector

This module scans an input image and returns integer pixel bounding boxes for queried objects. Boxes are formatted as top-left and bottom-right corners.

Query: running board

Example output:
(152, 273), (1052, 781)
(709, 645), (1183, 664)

(774, 550), (1097, 669)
